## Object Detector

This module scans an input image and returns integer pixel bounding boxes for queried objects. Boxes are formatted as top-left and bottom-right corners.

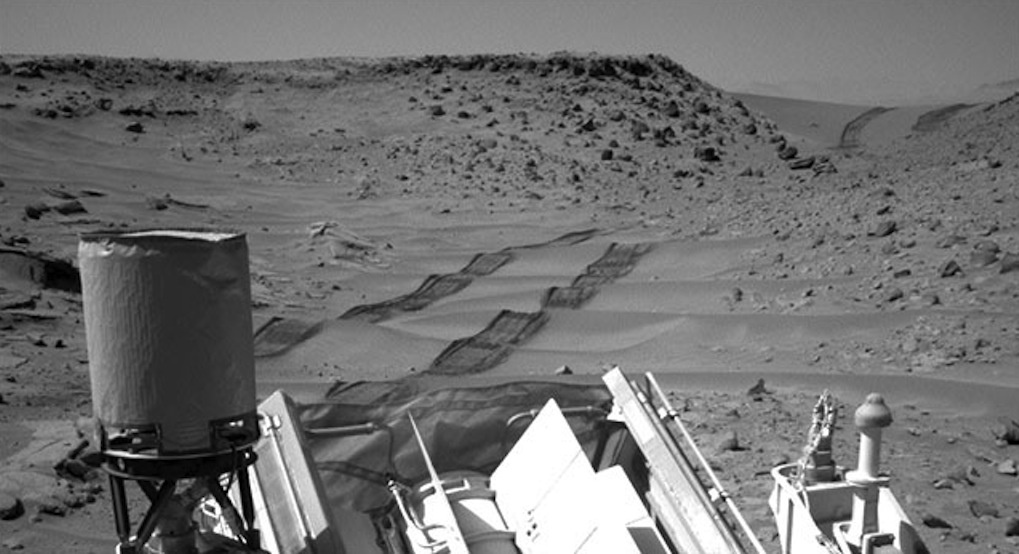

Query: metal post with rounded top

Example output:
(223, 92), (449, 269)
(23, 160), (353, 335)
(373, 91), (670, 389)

(845, 393), (893, 545)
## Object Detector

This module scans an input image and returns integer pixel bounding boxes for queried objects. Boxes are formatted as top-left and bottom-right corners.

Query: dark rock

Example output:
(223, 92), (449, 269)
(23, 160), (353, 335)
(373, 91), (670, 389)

(742, 123), (757, 135)
(1000, 252), (1019, 274)
(730, 287), (743, 302)
(124, 121), (145, 133)
(777, 145), (798, 160)
(882, 288), (904, 303)
(1005, 517), (1019, 537)
(0, 492), (23, 520)
(746, 378), (768, 397)
(24, 203), (50, 220)
(694, 146), (720, 162)
(662, 100), (680, 118)
(869, 221), (897, 237)
(95, 97), (113, 111)
(577, 118), (597, 133)
(939, 260), (962, 278)
(59, 458), (98, 481)
(428, 105), (445, 117)
(788, 156), (816, 170)
(146, 195), (169, 210)
(53, 200), (86, 215)
(600, 149), (614, 161)
(554, 365), (572, 375)
(968, 499), (999, 519)
(920, 513), (952, 529)
(992, 418), (1019, 445)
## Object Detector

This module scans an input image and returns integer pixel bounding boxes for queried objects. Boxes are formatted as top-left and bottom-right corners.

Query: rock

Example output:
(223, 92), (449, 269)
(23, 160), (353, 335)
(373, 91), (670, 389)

(777, 145), (798, 160)
(996, 459), (1017, 476)
(1, 536), (24, 550)
(936, 234), (967, 248)
(146, 195), (169, 210)
(477, 138), (498, 150)
(992, 418), (1019, 445)
(812, 157), (837, 175)
(662, 100), (680, 118)
(742, 123), (757, 135)
(939, 259), (962, 278)
(554, 365), (572, 376)
(600, 149), (614, 161)
(974, 240), (1000, 254)
(631, 120), (650, 138)
(0, 492), (24, 520)
(970, 249), (998, 267)
(428, 105), (445, 116)
(920, 513), (952, 529)
(124, 121), (145, 133)
(943, 466), (977, 486)
(869, 221), (897, 237)
(24, 203), (50, 219)
(1000, 252), (1019, 274)
(968, 499), (999, 519)
(1005, 517), (1019, 537)
(919, 292), (941, 306)
(53, 200), (86, 215)
(788, 156), (816, 170)
(694, 146), (719, 162)
(730, 287), (743, 302)
(716, 430), (741, 452)
(58, 458), (98, 481)
(746, 378), (768, 397)
(36, 498), (68, 517)
(882, 287), (904, 303)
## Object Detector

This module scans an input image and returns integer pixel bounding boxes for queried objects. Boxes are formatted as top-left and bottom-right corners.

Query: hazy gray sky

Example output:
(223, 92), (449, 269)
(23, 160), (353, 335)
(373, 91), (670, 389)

(2, 0), (1017, 104)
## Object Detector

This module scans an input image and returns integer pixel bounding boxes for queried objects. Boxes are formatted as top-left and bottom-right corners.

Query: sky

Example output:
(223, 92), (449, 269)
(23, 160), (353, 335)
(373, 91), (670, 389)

(2, 0), (1018, 105)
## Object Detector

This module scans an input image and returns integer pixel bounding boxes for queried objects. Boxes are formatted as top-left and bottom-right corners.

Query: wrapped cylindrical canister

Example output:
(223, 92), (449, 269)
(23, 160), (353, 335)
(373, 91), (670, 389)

(79, 230), (258, 456)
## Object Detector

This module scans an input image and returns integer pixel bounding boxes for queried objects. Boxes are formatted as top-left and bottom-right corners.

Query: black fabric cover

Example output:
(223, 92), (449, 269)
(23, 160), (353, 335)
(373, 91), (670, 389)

(295, 377), (613, 513)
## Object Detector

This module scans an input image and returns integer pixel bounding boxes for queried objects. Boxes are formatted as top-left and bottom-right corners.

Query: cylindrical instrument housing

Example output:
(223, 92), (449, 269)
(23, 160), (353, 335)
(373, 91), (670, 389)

(79, 229), (257, 456)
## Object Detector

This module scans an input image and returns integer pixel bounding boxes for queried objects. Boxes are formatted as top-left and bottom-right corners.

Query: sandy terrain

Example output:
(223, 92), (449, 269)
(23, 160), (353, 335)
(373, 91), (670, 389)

(1, 54), (1018, 552)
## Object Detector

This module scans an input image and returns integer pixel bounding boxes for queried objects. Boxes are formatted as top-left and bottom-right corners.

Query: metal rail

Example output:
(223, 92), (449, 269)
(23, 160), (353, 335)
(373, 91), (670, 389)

(603, 367), (767, 554)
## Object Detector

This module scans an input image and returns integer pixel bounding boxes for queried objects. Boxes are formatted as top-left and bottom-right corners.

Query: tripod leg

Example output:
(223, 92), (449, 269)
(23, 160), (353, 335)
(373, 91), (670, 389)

(235, 463), (260, 548)
(109, 474), (133, 551)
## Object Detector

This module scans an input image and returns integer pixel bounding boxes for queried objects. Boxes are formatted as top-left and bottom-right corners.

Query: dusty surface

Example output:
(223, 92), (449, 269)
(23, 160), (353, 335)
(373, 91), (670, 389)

(0, 54), (1018, 552)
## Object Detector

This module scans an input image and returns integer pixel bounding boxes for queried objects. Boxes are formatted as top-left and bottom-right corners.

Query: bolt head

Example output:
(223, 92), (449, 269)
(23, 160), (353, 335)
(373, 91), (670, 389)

(855, 393), (893, 429)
